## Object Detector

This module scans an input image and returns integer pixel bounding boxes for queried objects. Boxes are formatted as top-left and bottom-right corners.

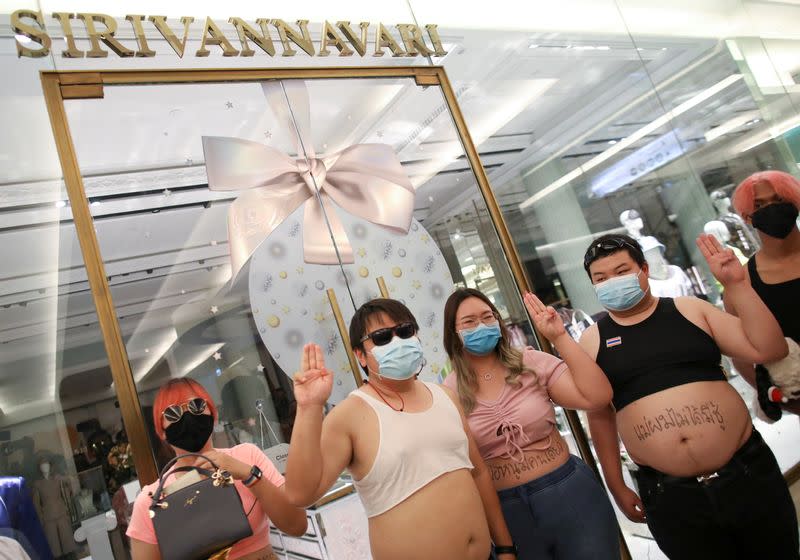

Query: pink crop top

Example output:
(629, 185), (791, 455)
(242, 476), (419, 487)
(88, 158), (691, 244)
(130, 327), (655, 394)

(443, 347), (567, 462)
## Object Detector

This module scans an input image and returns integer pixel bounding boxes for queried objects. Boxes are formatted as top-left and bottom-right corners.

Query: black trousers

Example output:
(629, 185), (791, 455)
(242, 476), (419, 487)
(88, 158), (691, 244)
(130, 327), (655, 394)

(635, 429), (799, 560)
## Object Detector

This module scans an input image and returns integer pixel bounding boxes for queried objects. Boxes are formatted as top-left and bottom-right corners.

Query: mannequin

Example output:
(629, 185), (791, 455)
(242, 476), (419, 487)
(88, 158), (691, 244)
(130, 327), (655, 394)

(32, 460), (76, 559)
(703, 221), (748, 264)
(708, 190), (760, 257)
(619, 209), (644, 239)
(639, 236), (694, 297)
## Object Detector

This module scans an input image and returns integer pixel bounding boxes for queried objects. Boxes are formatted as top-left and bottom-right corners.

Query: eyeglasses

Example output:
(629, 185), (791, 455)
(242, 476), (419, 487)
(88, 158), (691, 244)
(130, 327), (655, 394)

(162, 398), (207, 423)
(457, 312), (499, 331)
(360, 322), (416, 347)
(584, 238), (640, 270)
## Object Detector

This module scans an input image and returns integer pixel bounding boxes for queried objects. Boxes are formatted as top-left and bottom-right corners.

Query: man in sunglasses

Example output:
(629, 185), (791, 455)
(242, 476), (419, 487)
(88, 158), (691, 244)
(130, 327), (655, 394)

(285, 299), (518, 560)
(579, 233), (797, 559)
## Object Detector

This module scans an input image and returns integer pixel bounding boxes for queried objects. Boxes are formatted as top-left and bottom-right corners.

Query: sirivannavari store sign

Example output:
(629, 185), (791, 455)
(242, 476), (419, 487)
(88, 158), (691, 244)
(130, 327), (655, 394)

(11, 10), (448, 59)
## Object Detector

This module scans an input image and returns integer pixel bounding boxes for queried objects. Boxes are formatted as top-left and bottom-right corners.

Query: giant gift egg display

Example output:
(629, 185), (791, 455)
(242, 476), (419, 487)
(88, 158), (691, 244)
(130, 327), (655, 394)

(248, 211), (453, 404)
(204, 81), (455, 405)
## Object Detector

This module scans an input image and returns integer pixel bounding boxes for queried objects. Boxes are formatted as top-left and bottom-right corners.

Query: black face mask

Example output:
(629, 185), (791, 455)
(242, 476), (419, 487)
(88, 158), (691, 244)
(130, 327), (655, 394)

(751, 202), (799, 239)
(164, 413), (214, 452)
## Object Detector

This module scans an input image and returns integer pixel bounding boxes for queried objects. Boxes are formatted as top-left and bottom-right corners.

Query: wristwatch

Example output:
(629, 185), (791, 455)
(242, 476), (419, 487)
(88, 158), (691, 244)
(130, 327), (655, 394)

(243, 465), (263, 488)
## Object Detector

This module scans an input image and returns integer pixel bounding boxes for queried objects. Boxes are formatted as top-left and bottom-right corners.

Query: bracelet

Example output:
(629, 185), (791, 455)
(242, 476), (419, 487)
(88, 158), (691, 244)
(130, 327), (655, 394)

(495, 544), (517, 556)
(243, 465), (263, 488)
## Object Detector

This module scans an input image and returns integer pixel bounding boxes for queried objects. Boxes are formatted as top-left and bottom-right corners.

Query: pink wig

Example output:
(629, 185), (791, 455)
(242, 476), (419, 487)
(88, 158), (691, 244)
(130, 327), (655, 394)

(732, 170), (800, 218)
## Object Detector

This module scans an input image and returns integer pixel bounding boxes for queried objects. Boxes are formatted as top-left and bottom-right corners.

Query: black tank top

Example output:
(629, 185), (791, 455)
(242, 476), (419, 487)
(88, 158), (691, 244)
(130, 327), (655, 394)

(596, 298), (726, 411)
(747, 258), (800, 343)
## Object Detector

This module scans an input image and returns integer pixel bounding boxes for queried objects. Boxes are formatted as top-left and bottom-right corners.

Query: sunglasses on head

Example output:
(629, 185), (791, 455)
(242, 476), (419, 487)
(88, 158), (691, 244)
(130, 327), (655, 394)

(360, 322), (416, 347)
(584, 238), (640, 269)
(162, 397), (207, 423)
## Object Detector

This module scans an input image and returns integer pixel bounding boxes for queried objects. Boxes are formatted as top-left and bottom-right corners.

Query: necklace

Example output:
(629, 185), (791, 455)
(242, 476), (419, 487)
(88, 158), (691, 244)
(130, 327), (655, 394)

(364, 380), (405, 412)
(481, 371), (493, 381)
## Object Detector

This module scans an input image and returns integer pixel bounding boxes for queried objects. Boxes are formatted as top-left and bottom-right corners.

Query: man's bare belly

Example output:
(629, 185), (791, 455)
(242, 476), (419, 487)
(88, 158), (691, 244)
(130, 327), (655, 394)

(367, 469), (490, 560)
(485, 432), (570, 491)
(617, 381), (752, 477)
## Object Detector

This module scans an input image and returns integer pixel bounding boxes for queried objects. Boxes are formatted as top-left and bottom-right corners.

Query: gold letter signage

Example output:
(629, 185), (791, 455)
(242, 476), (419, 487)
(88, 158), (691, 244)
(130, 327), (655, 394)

(11, 10), (447, 59)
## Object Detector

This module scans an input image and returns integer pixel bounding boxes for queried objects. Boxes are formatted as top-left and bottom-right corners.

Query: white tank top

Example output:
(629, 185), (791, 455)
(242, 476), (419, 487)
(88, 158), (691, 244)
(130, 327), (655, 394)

(350, 382), (473, 518)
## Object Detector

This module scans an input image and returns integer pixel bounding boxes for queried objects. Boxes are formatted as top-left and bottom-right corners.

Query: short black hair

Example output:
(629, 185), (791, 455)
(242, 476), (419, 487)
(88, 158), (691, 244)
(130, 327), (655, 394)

(348, 298), (419, 352)
(583, 233), (646, 275)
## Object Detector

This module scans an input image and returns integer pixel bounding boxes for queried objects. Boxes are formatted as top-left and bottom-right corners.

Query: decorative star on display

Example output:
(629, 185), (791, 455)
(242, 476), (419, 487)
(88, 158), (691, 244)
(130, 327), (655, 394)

(185, 157), (193, 165)
(225, 101), (234, 109)
(213, 352), (222, 361)
(264, 131), (272, 139)
(210, 305), (219, 314)
(314, 312), (326, 323)
(162, 189), (171, 197)
(412, 280), (422, 290)
(357, 248), (367, 258)
(257, 364), (265, 373)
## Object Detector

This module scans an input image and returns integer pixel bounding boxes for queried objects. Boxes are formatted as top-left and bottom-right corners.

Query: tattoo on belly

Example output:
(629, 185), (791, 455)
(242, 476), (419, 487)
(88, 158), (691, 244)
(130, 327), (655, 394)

(489, 440), (566, 482)
(632, 401), (726, 442)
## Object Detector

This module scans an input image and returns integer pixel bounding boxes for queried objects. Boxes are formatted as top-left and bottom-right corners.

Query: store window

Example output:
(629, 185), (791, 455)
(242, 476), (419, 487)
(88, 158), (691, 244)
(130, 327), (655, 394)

(0, 71), (139, 560)
(57, 69), (544, 557)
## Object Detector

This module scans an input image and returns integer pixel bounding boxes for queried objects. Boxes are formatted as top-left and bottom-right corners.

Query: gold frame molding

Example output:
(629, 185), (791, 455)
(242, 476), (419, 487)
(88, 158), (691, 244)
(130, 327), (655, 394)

(40, 66), (633, 556)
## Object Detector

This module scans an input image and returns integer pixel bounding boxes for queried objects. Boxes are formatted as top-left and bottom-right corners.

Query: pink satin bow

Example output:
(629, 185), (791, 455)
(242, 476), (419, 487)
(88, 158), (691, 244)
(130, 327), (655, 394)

(202, 82), (415, 278)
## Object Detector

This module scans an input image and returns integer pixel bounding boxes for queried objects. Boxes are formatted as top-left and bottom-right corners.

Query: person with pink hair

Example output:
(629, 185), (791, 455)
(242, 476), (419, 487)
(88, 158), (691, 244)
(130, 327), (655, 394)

(728, 170), (800, 418)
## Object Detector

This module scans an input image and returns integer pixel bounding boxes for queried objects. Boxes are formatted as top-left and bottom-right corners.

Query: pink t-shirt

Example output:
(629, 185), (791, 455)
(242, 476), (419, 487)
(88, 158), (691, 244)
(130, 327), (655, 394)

(443, 347), (567, 462)
(127, 443), (285, 559)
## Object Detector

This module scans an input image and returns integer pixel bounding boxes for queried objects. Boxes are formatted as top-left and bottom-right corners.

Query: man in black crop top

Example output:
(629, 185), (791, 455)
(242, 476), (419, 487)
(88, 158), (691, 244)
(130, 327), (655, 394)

(578, 233), (797, 560)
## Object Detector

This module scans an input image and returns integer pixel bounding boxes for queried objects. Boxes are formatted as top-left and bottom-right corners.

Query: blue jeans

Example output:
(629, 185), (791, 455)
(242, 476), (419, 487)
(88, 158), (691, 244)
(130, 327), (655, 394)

(496, 455), (620, 560)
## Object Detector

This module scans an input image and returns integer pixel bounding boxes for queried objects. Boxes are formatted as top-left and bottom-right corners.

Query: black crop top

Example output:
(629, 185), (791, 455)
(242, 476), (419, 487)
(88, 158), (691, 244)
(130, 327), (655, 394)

(596, 298), (726, 411)
(748, 258), (800, 344)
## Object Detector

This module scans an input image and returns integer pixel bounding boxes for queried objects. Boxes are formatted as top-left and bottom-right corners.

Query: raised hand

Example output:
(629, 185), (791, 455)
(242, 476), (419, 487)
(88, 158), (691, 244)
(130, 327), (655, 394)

(696, 233), (745, 287)
(292, 343), (334, 407)
(523, 292), (567, 343)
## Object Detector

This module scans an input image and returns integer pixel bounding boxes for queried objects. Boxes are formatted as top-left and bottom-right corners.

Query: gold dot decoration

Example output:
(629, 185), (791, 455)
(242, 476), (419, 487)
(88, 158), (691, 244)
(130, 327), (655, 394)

(412, 280), (422, 290)
(392, 267), (402, 278)
(279, 271), (287, 279)
(267, 315), (281, 328)
(314, 313), (326, 323)
(358, 267), (369, 278)
(357, 248), (367, 258)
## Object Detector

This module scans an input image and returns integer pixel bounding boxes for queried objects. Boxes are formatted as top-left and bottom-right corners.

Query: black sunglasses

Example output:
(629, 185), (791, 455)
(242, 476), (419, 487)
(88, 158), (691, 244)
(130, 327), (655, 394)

(360, 322), (416, 347)
(162, 397), (207, 423)
(584, 238), (640, 270)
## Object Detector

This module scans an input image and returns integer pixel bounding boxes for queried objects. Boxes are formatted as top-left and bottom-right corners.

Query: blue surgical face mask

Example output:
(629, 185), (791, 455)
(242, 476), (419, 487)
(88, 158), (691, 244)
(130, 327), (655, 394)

(370, 336), (424, 380)
(595, 270), (648, 311)
(460, 322), (502, 356)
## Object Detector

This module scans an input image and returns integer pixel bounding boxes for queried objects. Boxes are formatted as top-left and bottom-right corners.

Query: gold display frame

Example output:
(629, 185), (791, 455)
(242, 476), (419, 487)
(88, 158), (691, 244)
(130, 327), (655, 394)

(40, 66), (632, 557)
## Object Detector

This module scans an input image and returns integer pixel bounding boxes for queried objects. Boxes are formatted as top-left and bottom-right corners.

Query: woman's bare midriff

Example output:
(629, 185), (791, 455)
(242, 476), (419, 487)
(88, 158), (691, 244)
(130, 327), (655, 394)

(485, 431), (570, 491)
(367, 469), (490, 560)
(617, 380), (752, 477)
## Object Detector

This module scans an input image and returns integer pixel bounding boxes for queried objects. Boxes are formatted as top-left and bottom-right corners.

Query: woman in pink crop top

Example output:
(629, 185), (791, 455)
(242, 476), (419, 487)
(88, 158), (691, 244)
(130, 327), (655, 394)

(442, 288), (620, 560)
(127, 379), (307, 560)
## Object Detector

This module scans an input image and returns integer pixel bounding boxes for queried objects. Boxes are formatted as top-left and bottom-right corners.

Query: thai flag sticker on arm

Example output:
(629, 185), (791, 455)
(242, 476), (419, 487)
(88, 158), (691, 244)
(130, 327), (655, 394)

(606, 336), (622, 348)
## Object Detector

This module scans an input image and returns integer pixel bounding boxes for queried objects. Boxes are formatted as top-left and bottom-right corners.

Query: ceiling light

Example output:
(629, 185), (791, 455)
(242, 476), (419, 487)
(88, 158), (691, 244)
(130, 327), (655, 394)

(520, 74), (744, 210)
(55, 200), (66, 208)
(704, 111), (759, 143)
